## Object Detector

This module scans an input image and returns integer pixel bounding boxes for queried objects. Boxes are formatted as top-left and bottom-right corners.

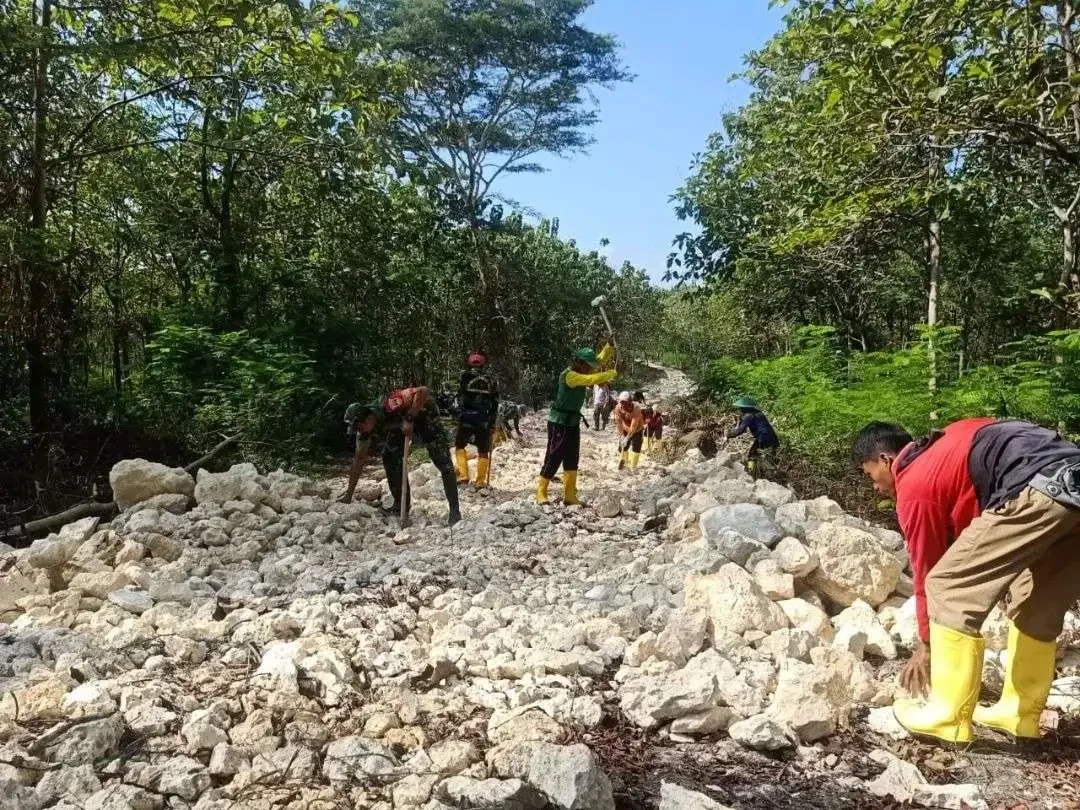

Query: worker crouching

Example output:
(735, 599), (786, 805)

(342, 387), (462, 526)
(854, 418), (1080, 744)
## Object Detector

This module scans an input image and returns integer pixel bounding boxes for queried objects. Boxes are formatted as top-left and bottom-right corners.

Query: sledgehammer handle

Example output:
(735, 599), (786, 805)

(400, 435), (411, 526)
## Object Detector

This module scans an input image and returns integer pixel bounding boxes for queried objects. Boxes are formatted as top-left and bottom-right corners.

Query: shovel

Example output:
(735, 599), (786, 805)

(400, 434), (411, 526)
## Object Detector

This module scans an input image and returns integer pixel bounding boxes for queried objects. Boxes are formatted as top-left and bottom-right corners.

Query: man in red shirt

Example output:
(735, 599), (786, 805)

(854, 419), (1080, 744)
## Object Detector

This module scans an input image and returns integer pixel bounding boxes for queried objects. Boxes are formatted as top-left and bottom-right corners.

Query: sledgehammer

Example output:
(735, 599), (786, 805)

(591, 295), (616, 343)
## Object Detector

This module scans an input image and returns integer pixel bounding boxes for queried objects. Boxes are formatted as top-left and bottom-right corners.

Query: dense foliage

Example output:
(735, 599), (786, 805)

(667, 0), (1080, 451)
(0, 0), (656, 508)
(660, 0), (1080, 517)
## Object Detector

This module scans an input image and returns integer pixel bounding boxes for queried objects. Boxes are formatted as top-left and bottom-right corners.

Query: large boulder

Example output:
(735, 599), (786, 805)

(685, 564), (788, 637)
(194, 464), (265, 505)
(322, 736), (399, 782)
(766, 658), (850, 742)
(805, 524), (901, 607)
(525, 743), (614, 810)
(832, 600), (897, 659)
(700, 505), (782, 549)
(777, 599), (834, 641)
(728, 715), (793, 751)
(752, 479), (796, 509)
(659, 782), (733, 810)
(705, 530), (768, 567)
(619, 667), (719, 729)
(438, 777), (545, 809)
(109, 459), (194, 510)
(27, 517), (100, 570)
(44, 716), (124, 766)
(772, 536), (819, 578)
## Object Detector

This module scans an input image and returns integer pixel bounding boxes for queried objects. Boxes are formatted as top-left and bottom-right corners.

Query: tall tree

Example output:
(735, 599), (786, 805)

(369, 0), (631, 382)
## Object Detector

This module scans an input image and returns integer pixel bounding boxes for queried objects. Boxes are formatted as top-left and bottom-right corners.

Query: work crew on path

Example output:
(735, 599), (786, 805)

(615, 390), (645, 471)
(726, 395), (780, 475)
(342, 386), (462, 526)
(454, 353), (499, 489)
(536, 343), (617, 505)
(853, 418), (1080, 744)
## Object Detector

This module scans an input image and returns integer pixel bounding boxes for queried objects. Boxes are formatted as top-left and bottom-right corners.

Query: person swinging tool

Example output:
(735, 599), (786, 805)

(454, 353), (499, 489)
(853, 418), (1080, 745)
(536, 343), (617, 505)
(614, 391), (646, 471)
(341, 387), (462, 526)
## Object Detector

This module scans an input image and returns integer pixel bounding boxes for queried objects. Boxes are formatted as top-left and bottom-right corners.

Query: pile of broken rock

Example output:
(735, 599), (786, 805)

(0, 445), (1077, 810)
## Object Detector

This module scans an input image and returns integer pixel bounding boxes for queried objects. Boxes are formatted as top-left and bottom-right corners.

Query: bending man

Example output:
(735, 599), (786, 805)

(614, 391), (645, 471)
(853, 418), (1080, 744)
(342, 386), (462, 526)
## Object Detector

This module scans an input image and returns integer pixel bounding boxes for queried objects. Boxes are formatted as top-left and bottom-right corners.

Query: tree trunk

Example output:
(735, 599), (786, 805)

(1059, 1), (1080, 326)
(926, 210), (941, 421)
(27, 0), (53, 490)
(1063, 220), (1076, 294)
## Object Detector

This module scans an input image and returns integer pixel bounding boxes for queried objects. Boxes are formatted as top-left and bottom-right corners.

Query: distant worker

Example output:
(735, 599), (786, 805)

(454, 353), (499, 489)
(615, 390), (646, 471)
(495, 400), (527, 442)
(341, 387), (461, 526)
(536, 343), (617, 505)
(644, 406), (665, 451)
(592, 383), (613, 431)
(726, 395), (779, 476)
(853, 418), (1080, 745)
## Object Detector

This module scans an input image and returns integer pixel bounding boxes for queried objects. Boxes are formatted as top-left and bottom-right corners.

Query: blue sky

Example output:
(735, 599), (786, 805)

(496, 0), (784, 283)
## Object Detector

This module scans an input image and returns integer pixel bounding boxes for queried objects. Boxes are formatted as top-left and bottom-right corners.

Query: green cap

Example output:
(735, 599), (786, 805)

(345, 401), (383, 423)
(574, 347), (599, 369)
(733, 395), (760, 410)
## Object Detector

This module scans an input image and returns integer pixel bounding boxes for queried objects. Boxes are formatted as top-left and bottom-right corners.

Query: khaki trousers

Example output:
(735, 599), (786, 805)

(925, 487), (1080, 642)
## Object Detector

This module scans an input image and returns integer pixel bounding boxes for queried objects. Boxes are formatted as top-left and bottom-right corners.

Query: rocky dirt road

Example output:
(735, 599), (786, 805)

(2, 367), (1078, 810)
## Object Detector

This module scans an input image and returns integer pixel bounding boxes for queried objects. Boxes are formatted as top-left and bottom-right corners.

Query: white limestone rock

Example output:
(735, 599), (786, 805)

(110, 459), (194, 510)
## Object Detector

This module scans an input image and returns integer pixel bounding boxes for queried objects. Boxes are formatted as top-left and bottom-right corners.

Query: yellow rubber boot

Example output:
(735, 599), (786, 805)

(454, 449), (469, 484)
(629, 452), (640, 471)
(894, 624), (985, 744)
(618, 451), (629, 470)
(563, 470), (580, 505)
(973, 622), (1056, 740)
(535, 476), (551, 505)
(475, 456), (491, 489)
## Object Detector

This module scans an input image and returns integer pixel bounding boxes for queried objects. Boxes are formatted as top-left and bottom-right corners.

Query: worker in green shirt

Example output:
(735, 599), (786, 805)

(536, 343), (617, 505)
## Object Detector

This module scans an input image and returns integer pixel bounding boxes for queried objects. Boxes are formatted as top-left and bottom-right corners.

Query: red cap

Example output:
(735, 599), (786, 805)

(468, 353), (486, 367)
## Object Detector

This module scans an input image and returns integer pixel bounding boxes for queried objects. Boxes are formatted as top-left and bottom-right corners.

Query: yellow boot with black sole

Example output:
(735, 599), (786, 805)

(893, 624), (985, 745)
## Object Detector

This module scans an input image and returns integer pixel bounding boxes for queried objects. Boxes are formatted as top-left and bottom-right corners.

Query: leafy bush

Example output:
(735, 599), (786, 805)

(691, 326), (1080, 504)
(132, 325), (331, 468)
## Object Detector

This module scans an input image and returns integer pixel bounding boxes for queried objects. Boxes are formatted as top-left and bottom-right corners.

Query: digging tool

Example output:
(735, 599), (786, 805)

(400, 434), (411, 526)
(617, 433), (629, 470)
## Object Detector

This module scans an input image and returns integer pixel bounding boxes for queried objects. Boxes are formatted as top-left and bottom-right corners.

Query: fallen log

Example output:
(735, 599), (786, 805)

(1, 433), (242, 543)
(0, 501), (118, 542)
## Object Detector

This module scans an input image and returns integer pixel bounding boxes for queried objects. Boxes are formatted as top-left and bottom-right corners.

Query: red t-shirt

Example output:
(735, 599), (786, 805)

(892, 417), (995, 643)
